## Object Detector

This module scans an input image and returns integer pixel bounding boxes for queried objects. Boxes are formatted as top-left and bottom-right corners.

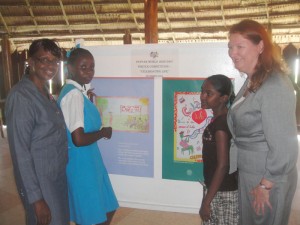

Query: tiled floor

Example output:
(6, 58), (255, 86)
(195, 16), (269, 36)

(0, 127), (299, 225)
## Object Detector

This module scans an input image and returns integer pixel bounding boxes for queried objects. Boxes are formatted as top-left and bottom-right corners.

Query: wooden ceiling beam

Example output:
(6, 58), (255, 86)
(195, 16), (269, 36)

(4, 13), (299, 34)
(190, 0), (199, 28)
(24, 0), (41, 35)
(90, 0), (103, 32)
(9, 32), (300, 45)
(0, 12), (9, 34)
(9, 26), (300, 42)
(220, 0), (227, 29)
(160, 0), (172, 31)
(127, 0), (141, 31)
(90, 0), (106, 42)
(58, 0), (72, 34)
(0, 13), (16, 50)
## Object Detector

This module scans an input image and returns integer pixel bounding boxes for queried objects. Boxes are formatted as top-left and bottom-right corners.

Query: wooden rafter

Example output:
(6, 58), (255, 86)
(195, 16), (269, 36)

(220, 1), (227, 29)
(127, 0), (140, 31)
(264, 0), (270, 22)
(58, 0), (73, 34)
(90, 0), (103, 32)
(90, 0), (106, 42)
(190, 0), (199, 28)
(24, 0), (41, 35)
(0, 12), (9, 34)
(0, 12), (16, 50)
(160, 0), (172, 31)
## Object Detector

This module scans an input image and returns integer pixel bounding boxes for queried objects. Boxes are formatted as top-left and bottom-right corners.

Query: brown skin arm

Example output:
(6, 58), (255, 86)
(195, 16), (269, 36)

(71, 127), (112, 147)
(33, 199), (51, 225)
(199, 130), (229, 222)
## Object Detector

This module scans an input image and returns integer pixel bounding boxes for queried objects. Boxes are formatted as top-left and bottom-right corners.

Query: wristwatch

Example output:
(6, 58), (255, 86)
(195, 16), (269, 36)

(259, 182), (272, 190)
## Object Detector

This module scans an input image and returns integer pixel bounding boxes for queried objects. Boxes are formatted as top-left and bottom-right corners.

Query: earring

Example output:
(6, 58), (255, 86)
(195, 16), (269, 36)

(260, 48), (264, 54)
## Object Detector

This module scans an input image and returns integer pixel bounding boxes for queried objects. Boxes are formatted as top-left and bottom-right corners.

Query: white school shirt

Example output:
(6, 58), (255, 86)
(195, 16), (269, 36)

(60, 79), (91, 133)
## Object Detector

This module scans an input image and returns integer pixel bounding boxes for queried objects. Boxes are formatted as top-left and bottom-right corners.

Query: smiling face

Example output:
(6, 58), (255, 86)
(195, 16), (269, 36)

(228, 33), (264, 77)
(68, 53), (95, 86)
(28, 48), (60, 84)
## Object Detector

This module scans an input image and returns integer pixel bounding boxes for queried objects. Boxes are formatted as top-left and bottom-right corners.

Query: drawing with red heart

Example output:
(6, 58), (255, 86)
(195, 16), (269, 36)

(192, 109), (207, 124)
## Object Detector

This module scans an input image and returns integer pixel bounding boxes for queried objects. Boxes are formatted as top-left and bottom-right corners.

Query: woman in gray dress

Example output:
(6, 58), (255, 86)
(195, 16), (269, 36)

(5, 39), (69, 225)
(227, 19), (298, 225)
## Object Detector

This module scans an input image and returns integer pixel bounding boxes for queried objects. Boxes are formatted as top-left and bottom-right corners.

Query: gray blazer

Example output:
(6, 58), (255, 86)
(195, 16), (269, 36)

(228, 73), (298, 182)
(5, 74), (69, 225)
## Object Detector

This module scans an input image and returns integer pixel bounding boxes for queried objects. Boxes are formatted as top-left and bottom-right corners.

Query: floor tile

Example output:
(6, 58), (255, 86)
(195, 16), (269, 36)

(0, 189), (23, 213)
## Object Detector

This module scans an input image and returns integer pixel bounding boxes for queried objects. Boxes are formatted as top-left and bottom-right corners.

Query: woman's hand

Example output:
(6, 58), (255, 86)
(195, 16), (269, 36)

(33, 199), (51, 225)
(199, 201), (211, 222)
(100, 127), (112, 139)
(250, 185), (272, 215)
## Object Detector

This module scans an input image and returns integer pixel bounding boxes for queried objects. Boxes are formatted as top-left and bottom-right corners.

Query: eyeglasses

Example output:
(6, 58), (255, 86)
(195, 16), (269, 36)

(34, 57), (60, 66)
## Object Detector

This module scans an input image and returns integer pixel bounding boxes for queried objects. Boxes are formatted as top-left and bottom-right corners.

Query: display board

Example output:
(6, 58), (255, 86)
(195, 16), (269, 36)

(84, 43), (244, 214)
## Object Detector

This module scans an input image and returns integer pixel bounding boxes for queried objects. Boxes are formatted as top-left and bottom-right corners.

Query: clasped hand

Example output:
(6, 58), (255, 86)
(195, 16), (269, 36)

(100, 127), (112, 139)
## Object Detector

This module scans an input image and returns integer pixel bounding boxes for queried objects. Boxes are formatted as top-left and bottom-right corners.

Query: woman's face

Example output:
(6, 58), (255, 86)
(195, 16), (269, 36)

(228, 33), (263, 77)
(28, 48), (60, 83)
(69, 54), (95, 85)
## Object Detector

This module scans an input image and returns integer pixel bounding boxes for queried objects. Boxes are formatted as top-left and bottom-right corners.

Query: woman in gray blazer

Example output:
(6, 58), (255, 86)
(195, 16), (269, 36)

(227, 19), (298, 225)
(5, 39), (69, 225)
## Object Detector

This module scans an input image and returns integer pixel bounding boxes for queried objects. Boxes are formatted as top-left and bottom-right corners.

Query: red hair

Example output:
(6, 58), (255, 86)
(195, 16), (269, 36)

(229, 19), (287, 91)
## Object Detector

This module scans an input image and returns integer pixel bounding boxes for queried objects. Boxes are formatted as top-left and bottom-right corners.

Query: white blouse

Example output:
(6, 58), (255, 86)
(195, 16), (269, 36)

(59, 79), (91, 133)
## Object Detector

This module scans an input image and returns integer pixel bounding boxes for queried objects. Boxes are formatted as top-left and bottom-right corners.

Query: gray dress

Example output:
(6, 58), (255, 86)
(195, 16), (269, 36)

(5, 74), (69, 225)
(227, 73), (298, 225)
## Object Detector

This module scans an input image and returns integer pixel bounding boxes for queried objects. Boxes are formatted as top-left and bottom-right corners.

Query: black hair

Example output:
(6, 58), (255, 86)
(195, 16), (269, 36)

(28, 38), (61, 59)
(67, 48), (93, 66)
(206, 74), (235, 105)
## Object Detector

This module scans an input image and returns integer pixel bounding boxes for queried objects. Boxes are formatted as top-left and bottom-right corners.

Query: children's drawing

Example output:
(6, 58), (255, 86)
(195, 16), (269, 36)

(96, 96), (149, 133)
(174, 92), (213, 163)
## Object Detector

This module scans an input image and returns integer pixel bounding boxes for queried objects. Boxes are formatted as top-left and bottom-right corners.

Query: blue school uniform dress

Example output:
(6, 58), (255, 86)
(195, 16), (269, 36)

(58, 81), (119, 225)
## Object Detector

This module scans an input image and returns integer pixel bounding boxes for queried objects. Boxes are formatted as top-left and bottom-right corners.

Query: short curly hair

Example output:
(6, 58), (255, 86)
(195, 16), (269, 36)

(28, 38), (61, 59)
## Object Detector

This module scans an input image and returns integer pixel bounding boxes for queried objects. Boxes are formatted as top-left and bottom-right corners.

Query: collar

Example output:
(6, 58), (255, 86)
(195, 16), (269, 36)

(65, 79), (91, 96)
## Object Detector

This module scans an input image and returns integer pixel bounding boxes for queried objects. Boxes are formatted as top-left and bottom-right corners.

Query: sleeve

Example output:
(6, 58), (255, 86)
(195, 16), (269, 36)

(5, 92), (43, 203)
(60, 89), (84, 133)
(214, 115), (230, 133)
(261, 76), (298, 182)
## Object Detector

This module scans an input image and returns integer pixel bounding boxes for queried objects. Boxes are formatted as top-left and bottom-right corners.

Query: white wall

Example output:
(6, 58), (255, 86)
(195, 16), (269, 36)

(85, 42), (246, 214)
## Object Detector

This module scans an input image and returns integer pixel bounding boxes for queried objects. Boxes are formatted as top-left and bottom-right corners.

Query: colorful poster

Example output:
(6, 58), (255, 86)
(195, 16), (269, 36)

(96, 96), (149, 133)
(162, 78), (212, 181)
(174, 92), (212, 163)
(91, 77), (154, 178)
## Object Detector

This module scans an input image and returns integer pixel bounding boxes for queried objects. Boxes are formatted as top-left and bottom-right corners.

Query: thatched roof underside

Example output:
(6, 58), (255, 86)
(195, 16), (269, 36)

(0, 0), (299, 51)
